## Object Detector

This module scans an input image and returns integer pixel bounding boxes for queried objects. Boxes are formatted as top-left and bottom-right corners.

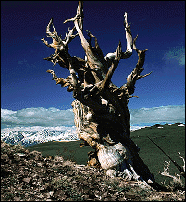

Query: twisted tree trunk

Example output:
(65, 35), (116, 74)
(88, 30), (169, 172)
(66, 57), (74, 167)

(42, 1), (154, 186)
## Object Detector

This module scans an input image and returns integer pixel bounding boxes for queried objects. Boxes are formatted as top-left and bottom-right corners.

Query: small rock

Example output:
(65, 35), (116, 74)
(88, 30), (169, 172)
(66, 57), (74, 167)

(147, 179), (154, 184)
(25, 149), (30, 154)
(22, 177), (31, 183)
(16, 153), (26, 157)
(37, 162), (42, 167)
(13, 154), (21, 161)
(28, 150), (43, 160)
(14, 196), (21, 201)
(38, 194), (44, 198)
(106, 169), (116, 178)
(1, 154), (9, 162)
(49, 191), (54, 196)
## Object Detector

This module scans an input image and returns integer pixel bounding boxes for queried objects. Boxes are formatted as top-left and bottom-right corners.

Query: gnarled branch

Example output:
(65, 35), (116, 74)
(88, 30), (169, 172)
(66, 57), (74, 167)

(97, 41), (122, 93)
(126, 49), (148, 95)
(104, 12), (133, 64)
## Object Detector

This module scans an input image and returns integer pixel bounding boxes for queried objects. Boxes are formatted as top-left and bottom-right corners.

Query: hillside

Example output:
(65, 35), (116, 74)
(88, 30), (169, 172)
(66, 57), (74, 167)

(1, 134), (185, 201)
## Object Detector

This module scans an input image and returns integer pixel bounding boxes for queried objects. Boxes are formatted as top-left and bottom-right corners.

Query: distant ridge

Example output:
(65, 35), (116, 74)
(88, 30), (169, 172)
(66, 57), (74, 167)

(1, 123), (185, 147)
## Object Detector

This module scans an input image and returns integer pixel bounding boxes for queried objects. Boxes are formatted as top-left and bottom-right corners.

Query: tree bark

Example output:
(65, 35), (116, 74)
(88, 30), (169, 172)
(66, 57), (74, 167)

(42, 1), (155, 186)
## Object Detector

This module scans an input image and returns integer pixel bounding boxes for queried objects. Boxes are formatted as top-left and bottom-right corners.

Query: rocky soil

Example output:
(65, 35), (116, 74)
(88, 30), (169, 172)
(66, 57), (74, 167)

(1, 140), (185, 201)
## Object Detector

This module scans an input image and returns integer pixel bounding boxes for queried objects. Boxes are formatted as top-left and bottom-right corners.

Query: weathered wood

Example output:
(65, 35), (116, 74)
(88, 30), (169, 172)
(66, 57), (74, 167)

(42, 1), (155, 186)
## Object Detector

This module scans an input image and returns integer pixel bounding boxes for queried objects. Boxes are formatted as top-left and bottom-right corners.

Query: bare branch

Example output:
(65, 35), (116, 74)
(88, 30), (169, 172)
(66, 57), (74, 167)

(63, 26), (79, 46)
(86, 30), (107, 73)
(178, 152), (185, 177)
(42, 18), (65, 52)
(129, 95), (139, 98)
(121, 12), (133, 59)
(42, 16), (82, 70)
(46, 69), (57, 80)
(137, 71), (153, 80)
(65, 2), (106, 84)
(68, 60), (78, 88)
(104, 12), (133, 63)
(132, 34), (138, 50)
(42, 17), (79, 53)
(98, 41), (122, 92)
(160, 161), (183, 186)
(64, 1), (83, 27)
(178, 152), (185, 172)
(46, 69), (75, 92)
(126, 49), (148, 95)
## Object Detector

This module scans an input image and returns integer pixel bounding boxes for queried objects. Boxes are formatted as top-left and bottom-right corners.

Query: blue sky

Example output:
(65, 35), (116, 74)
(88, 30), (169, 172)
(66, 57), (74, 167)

(1, 1), (185, 114)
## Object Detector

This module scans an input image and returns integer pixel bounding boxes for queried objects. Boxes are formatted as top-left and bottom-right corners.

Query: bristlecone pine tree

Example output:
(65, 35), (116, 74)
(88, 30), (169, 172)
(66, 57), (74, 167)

(42, 1), (155, 186)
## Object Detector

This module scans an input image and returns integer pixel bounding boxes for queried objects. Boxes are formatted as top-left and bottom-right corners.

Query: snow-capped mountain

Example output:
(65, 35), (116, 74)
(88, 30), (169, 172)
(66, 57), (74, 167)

(1, 126), (78, 147)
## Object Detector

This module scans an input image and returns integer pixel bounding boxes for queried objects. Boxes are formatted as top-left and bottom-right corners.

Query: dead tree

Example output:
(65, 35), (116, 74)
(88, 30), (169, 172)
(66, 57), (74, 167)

(42, 1), (155, 185)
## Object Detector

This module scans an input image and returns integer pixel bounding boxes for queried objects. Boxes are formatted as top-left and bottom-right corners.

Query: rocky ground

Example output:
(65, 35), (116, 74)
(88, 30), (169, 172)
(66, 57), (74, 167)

(1, 140), (185, 201)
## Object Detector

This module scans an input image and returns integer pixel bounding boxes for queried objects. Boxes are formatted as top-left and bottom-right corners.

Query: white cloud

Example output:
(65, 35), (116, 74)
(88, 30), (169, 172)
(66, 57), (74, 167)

(1, 107), (75, 128)
(1, 105), (185, 130)
(130, 105), (185, 125)
(1, 109), (17, 116)
(163, 46), (185, 66)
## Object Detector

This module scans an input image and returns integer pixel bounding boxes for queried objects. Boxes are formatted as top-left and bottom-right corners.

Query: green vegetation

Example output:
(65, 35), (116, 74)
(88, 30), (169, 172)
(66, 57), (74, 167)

(28, 140), (94, 165)
(130, 123), (185, 185)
